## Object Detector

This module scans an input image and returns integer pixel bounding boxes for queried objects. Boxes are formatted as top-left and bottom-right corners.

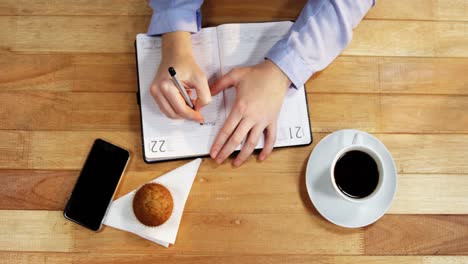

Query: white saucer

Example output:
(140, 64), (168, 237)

(305, 129), (397, 228)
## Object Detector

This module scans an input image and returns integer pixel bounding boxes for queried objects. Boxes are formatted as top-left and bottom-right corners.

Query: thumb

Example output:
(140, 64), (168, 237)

(192, 77), (212, 111)
(211, 69), (239, 96)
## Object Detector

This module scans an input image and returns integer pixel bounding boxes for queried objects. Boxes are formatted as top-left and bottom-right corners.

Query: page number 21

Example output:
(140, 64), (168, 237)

(289, 126), (304, 139)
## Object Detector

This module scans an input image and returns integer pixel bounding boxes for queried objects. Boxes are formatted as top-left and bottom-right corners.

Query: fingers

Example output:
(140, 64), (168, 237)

(191, 77), (212, 110)
(153, 79), (204, 122)
(210, 69), (240, 96)
(150, 84), (181, 119)
(214, 119), (254, 164)
(163, 86), (204, 122)
(259, 122), (277, 161)
(210, 109), (243, 159)
(233, 125), (263, 167)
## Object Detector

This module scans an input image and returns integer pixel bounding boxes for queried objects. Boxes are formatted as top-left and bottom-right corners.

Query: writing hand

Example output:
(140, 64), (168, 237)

(150, 32), (211, 123)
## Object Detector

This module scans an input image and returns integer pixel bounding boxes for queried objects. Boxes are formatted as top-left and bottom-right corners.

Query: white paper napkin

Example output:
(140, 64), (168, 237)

(103, 158), (202, 247)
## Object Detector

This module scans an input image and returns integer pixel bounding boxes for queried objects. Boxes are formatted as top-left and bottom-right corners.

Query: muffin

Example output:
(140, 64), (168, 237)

(132, 183), (174, 227)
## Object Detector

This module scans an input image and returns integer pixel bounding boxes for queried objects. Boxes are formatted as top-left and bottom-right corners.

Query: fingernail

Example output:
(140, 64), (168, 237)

(215, 158), (223, 164)
(259, 154), (265, 161)
(211, 147), (219, 157)
(210, 151), (217, 159)
(233, 160), (240, 167)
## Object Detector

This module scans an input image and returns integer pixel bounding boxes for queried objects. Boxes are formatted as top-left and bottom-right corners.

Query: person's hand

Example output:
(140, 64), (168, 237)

(209, 60), (291, 167)
(150, 31), (211, 123)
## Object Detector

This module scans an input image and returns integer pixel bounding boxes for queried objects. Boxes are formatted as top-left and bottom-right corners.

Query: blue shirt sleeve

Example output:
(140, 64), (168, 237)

(266, 0), (375, 88)
(147, 0), (203, 36)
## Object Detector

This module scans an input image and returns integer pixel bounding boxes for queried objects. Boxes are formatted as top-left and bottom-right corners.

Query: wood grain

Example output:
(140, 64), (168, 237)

(1, 0), (467, 260)
(0, 210), (362, 254)
(0, 170), (75, 210)
(390, 174), (468, 214)
(0, 131), (29, 168)
(1, 253), (466, 264)
(2, 54), (467, 94)
(2, 211), (467, 255)
(0, 92), (71, 130)
(80, 213), (361, 255)
(0, 210), (73, 252)
(0, 0), (151, 16)
(311, 56), (468, 95)
(1, 92), (466, 134)
(3, 53), (467, 95)
(365, 215), (468, 255)
(0, 17), (16, 52)
(1, 18), (466, 56)
(12, 16), (149, 53)
(1, 0), (466, 22)
(0, 131), (466, 174)
(347, 20), (468, 57)
(380, 95), (468, 133)
(366, 0), (468, 22)
(1, 169), (467, 215)
(0, 253), (430, 264)
(70, 92), (140, 130)
(376, 57), (468, 95)
(0, 53), (136, 92)
(423, 256), (468, 264)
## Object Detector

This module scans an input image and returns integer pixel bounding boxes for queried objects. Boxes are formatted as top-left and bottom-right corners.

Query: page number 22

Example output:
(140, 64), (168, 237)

(150, 140), (166, 153)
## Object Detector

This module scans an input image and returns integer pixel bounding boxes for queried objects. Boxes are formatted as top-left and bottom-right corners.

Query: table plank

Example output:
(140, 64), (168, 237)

(0, 0), (151, 16)
(347, 20), (468, 57)
(1, 169), (467, 215)
(423, 256), (468, 264)
(0, 0), (466, 260)
(0, 210), (363, 255)
(1, 18), (466, 56)
(2, 53), (467, 95)
(0, 170), (75, 210)
(366, 0), (468, 22)
(380, 95), (468, 133)
(2, 211), (466, 255)
(0, 92), (72, 130)
(0, 130), (29, 168)
(12, 16), (149, 53)
(0, 210), (73, 252)
(1, 0), (466, 22)
(0, 131), (466, 174)
(1, 252), (467, 264)
(0, 17), (16, 53)
(365, 215), (468, 255)
(376, 57), (468, 95)
(0, 252), (432, 264)
(1, 92), (467, 133)
(0, 53), (136, 92)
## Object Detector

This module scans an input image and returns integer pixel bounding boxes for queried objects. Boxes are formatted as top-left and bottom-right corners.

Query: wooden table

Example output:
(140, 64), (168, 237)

(1, 0), (467, 263)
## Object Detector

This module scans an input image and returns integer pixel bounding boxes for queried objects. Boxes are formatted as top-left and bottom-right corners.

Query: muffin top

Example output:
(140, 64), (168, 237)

(132, 183), (174, 227)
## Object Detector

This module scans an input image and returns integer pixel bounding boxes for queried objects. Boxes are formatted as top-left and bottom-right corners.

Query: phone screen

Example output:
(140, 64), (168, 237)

(64, 139), (130, 231)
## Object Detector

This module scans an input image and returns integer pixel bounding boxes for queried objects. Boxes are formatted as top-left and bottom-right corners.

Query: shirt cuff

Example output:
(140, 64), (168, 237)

(266, 39), (313, 89)
(147, 8), (201, 36)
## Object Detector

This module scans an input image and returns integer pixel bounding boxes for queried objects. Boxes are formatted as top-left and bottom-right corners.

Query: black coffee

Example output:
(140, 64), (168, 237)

(333, 150), (379, 199)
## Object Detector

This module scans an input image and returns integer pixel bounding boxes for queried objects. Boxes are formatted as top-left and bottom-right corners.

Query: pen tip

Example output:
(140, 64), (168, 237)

(168, 67), (176, 76)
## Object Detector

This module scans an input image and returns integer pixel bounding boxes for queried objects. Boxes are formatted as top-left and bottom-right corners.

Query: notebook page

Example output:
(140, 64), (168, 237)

(217, 22), (312, 148)
(136, 29), (225, 160)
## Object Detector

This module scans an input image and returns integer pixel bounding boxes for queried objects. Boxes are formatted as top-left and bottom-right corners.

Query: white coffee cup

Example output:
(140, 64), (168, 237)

(330, 132), (384, 203)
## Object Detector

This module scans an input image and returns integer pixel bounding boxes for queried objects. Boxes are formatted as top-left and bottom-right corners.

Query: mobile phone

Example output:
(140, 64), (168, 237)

(64, 139), (130, 231)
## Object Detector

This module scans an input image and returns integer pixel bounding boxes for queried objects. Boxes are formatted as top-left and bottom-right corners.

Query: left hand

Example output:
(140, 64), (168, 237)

(209, 60), (291, 167)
